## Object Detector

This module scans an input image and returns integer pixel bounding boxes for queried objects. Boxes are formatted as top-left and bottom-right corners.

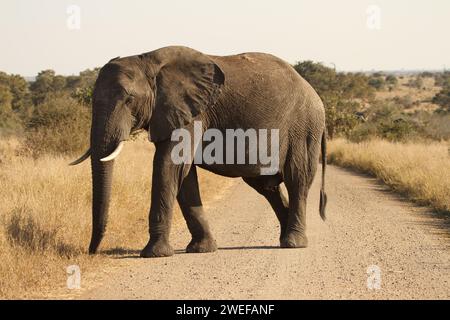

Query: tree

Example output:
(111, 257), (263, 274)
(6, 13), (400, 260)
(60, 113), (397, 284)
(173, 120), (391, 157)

(0, 84), (13, 111)
(30, 70), (57, 105)
(293, 61), (339, 97)
(65, 68), (99, 90)
(66, 68), (99, 106)
(52, 75), (67, 92)
(0, 72), (30, 112)
(293, 61), (374, 138)
(0, 84), (22, 132)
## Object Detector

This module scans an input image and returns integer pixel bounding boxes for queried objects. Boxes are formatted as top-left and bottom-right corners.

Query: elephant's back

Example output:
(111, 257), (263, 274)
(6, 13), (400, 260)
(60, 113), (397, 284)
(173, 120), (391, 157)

(210, 52), (302, 91)
(209, 52), (324, 130)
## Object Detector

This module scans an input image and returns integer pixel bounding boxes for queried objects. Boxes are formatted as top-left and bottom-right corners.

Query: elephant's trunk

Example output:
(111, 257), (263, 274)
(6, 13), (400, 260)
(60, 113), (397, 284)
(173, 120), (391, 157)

(88, 116), (126, 254)
(87, 96), (133, 254)
(89, 157), (114, 254)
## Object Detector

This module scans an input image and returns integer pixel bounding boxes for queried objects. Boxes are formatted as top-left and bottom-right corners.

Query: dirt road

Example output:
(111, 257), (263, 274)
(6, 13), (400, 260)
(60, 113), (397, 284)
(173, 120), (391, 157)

(75, 165), (449, 299)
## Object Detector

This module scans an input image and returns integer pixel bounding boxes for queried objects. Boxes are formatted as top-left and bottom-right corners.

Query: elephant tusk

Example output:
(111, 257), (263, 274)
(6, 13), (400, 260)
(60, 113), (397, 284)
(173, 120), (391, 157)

(100, 141), (125, 162)
(69, 149), (91, 166)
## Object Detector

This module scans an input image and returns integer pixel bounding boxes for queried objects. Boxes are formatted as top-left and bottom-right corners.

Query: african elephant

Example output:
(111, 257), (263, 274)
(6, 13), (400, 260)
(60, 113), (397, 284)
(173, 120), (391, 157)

(70, 46), (327, 258)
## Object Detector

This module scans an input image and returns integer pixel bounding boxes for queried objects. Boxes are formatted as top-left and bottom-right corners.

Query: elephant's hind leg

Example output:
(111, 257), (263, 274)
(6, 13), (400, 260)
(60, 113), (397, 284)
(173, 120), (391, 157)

(281, 137), (320, 248)
(242, 176), (289, 241)
(177, 166), (217, 253)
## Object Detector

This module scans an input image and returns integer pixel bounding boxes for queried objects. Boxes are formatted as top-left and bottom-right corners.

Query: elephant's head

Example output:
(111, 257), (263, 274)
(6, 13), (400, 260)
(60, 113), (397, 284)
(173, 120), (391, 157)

(70, 47), (224, 254)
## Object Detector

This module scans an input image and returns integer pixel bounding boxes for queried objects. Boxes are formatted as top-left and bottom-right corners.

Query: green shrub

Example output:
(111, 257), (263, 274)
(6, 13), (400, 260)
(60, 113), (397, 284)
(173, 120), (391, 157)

(378, 118), (422, 141)
(368, 77), (385, 90)
(347, 122), (378, 142)
(385, 75), (398, 86)
(347, 102), (424, 142)
(24, 94), (90, 156)
(72, 86), (93, 106)
(432, 87), (450, 113)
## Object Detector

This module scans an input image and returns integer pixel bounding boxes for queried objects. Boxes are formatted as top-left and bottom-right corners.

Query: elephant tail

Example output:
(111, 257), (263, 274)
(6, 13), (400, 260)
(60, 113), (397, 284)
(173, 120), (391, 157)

(319, 129), (327, 221)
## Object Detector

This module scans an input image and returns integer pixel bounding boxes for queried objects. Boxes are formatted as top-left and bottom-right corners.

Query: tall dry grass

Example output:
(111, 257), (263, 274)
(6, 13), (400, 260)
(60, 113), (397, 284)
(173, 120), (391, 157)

(0, 135), (232, 299)
(328, 138), (450, 214)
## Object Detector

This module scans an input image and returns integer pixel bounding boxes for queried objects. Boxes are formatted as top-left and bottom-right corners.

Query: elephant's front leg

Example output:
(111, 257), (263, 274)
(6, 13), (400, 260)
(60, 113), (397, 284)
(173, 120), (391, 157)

(178, 166), (217, 253)
(140, 143), (187, 258)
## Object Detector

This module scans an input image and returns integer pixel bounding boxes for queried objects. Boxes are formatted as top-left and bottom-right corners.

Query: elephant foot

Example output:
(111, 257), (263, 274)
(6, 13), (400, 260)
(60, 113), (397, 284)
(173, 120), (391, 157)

(140, 239), (174, 258)
(280, 232), (308, 248)
(186, 236), (217, 253)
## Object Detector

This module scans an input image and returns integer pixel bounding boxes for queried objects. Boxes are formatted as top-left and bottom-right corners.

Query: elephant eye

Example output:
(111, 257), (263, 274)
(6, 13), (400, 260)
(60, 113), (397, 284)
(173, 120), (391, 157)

(125, 96), (134, 105)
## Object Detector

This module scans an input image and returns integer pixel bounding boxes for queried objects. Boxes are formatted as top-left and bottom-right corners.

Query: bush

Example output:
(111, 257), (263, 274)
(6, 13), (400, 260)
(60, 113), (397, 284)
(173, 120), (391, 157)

(407, 76), (424, 89)
(378, 118), (422, 141)
(72, 86), (94, 106)
(432, 87), (450, 113)
(325, 98), (360, 139)
(393, 95), (415, 109)
(0, 108), (22, 136)
(434, 72), (450, 88)
(347, 122), (378, 142)
(347, 102), (424, 142)
(385, 75), (398, 86)
(415, 111), (450, 140)
(368, 77), (385, 90)
(24, 94), (90, 156)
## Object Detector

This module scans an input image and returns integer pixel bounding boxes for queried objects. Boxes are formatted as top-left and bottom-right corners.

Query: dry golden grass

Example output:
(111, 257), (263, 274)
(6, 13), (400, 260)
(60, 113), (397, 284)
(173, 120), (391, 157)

(0, 134), (233, 299)
(328, 138), (450, 214)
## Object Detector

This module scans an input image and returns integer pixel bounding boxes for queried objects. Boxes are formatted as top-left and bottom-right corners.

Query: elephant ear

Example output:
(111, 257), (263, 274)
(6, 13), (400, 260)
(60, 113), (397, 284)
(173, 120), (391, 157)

(148, 53), (225, 142)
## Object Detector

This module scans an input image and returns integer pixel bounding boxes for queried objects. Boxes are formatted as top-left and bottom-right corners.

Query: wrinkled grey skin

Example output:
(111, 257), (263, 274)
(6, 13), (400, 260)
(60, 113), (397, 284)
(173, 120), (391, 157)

(76, 46), (327, 257)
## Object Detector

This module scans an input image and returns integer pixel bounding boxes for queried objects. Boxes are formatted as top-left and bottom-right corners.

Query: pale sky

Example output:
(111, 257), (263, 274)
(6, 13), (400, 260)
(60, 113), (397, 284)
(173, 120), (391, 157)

(1, 0), (449, 76)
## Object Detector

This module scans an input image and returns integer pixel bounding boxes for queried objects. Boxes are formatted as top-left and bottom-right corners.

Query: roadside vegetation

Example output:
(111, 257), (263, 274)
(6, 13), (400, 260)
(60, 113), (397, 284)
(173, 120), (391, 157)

(328, 139), (450, 214)
(294, 63), (450, 215)
(293, 62), (450, 142)
(0, 135), (230, 298)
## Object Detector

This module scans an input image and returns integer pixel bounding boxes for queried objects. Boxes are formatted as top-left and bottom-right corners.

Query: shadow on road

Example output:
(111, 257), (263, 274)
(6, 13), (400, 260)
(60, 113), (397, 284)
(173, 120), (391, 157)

(101, 247), (141, 257)
(219, 245), (280, 250)
(101, 245), (282, 259)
